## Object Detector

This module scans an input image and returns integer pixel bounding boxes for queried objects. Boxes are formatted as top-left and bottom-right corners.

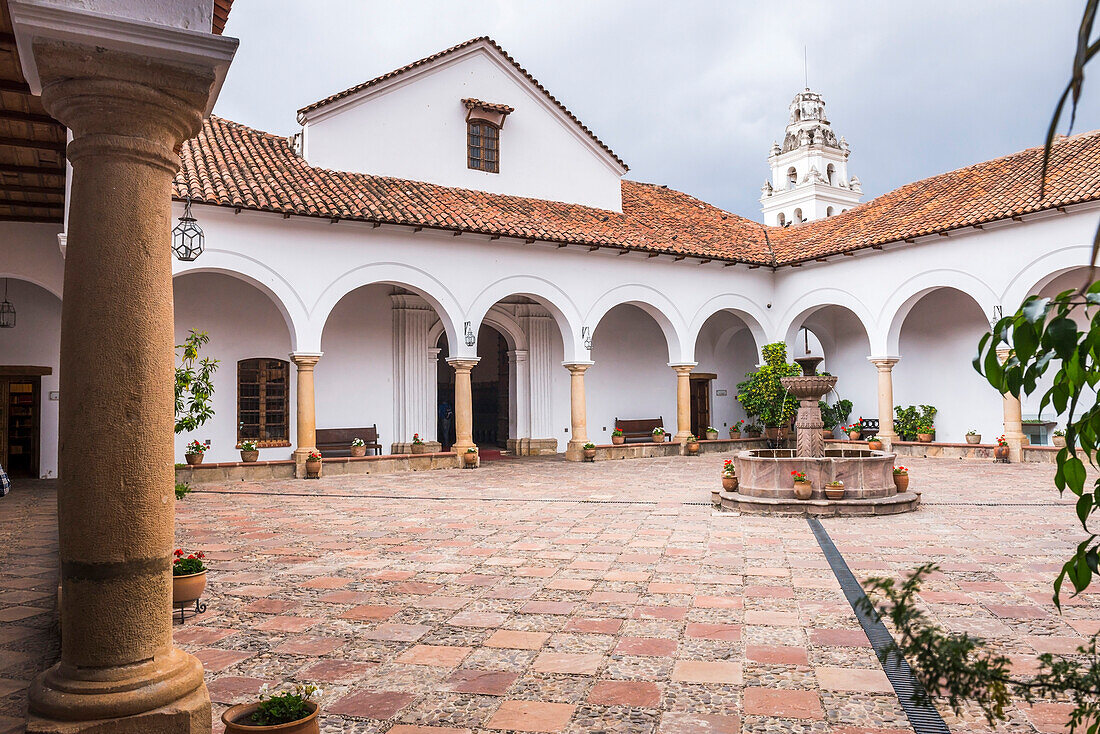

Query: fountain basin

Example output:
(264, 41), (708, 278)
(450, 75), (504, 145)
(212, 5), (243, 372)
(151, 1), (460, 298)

(734, 448), (898, 501)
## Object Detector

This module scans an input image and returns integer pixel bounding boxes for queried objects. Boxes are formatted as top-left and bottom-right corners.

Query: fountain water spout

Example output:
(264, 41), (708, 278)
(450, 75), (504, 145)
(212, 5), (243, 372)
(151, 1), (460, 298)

(780, 357), (838, 457)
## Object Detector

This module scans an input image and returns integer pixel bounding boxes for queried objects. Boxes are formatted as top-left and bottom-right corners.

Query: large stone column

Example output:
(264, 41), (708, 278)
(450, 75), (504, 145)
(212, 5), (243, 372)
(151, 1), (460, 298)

(18, 6), (236, 732)
(448, 358), (479, 455)
(868, 357), (899, 449)
(670, 363), (696, 443)
(998, 348), (1026, 462)
(291, 352), (322, 478)
(564, 362), (592, 461)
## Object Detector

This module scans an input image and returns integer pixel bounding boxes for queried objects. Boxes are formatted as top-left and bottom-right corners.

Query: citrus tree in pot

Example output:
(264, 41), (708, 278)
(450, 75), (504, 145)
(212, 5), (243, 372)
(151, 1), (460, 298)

(737, 342), (799, 441)
(223, 683), (322, 734)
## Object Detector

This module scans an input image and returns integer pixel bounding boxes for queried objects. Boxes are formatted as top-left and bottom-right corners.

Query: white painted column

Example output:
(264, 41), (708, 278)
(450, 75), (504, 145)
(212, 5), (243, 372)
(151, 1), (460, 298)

(392, 294), (437, 451)
(508, 349), (530, 441)
(520, 307), (556, 443)
(428, 347), (441, 442)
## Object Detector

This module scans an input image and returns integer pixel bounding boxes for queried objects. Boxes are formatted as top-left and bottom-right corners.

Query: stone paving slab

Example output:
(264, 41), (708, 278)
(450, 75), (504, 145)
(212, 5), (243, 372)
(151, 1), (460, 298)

(0, 455), (1094, 733)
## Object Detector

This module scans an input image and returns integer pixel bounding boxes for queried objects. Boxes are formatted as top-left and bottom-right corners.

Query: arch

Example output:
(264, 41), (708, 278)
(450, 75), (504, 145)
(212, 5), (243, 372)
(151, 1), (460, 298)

(1000, 244), (1094, 311)
(174, 249), (309, 352)
(786, 167), (797, 186)
(687, 294), (771, 359)
(311, 262), (463, 355)
(879, 269), (998, 355)
(466, 275), (583, 361)
(585, 284), (690, 363)
(826, 206), (835, 217)
(481, 306), (527, 352)
(777, 212), (786, 226)
(0, 272), (62, 302)
(826, 163), (836, 185)
(793, 207), (803, 223)
(777, 288), (877, 350)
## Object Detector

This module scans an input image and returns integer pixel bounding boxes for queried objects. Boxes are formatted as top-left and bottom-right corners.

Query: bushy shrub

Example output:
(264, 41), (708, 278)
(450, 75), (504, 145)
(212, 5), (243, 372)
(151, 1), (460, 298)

(737, 342), (800, 428)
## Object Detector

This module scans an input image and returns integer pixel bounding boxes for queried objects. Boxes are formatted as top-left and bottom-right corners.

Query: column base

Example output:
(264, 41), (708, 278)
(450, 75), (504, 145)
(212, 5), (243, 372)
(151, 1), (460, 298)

(1005, 435), (1026, 463)
(293, 448), (319, 479)
(28, 682), (210, 734)
(506, 438), (559, 456)
(565, 440), (588, 461)
(672, 431), (692, 444)
(876, 434), (897, 451)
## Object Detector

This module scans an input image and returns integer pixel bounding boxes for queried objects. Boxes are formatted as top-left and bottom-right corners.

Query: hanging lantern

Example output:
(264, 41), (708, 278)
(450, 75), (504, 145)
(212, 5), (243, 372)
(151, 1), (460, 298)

(464, 321), (475, 347)
(0, 279), (13, 329)
(172, 197), (204, 261)
(581, 326), (592, 350)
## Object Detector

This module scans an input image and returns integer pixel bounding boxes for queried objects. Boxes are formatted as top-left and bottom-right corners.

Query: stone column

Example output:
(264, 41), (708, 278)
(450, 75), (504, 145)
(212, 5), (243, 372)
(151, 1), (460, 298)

(868, 357), (899, 449)
(448, 358), (479, 456)
(392, 294), (437, 451)
(998, 348), (1026, 462)
(18, 10), (236, 733)
(670, 363), (696, 443)
(292, 352), (322, 478)
(564, 362), (592, 460)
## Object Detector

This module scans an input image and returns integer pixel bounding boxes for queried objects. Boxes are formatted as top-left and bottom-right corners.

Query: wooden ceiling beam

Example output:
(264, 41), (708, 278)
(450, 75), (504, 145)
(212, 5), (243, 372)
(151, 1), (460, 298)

(0, 162), (65, 176)
(0, 136), (66, 153)
(0, 213), (62, 223)
(0, 109), (59, 126)
(0, 183), (64, 196)
(0, 80), (32, 95)
(0, 197), (63, 209)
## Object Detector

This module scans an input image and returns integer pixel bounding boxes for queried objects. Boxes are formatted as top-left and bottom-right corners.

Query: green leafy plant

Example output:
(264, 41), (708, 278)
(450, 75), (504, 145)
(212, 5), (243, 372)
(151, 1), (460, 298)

(172, 548), (206, 576)
(238, 440), (257, 452)
(737, 342), (800, 428)
(175, 330), (219, 434)
(583, 442), (595, 450)
(174, 482), (192, 500)
(893, 404), (936, 441)
(252, 683), (322, 726)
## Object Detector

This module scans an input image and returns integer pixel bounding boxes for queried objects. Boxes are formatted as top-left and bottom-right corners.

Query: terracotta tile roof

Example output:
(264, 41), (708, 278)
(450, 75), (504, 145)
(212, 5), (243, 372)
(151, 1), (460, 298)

(463, 98), (514, 115)
(296, 37), (628, 171)
(175, 116), (1100, 268)
(767, 130), (1100, 264)
(213, 0), (233, 35)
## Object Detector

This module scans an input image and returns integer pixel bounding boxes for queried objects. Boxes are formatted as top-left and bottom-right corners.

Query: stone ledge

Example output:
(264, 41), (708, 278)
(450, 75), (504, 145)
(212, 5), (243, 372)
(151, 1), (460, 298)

(176, 452), (460, 483)
(718, 490), (921, 516)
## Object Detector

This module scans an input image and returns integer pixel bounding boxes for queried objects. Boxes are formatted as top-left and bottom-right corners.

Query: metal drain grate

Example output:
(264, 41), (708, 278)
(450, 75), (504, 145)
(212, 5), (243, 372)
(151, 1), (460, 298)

(807, 516), (950, 734)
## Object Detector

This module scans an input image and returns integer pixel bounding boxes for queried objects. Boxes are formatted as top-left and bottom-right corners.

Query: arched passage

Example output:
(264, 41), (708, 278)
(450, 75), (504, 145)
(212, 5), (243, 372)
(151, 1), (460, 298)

(0, 277), (61, 478)
(691, 310), (765, 437)
(436, 323), (510, 450)
(173, 271), (294, 464)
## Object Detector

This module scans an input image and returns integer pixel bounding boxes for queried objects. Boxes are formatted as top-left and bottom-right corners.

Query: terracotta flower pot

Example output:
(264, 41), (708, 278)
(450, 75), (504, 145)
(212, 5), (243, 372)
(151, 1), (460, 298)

(611, 435), (625, 445)
(411, 443), (427, 454)
(185, 452), (203, 466)
(868, 439), (883, 451)
(847, 431), (861, 440)
(240, 450), (259, 463)
(994, 445), (1010, 461)
(653, 433), (666, 443)
(705, 431), (718, 441)
(350, 445), (366, 457)
(686, 442), (700, 455)
(463, 452), (478, 467)
(793, 480), (813, 500)
(305, 458), (321, 478)
(172, 570), (207, 605)
(965, 434), (981, 444)
(1054, 436), (1066, 448)
(721, 475), (738, 492)
(765, 427), (784, 441)
(729, 430), (740, 439)
(222, 701), (320, 734)
(583, 448), (596, 461)
(917, 433), (933, 443)
(893, 474), (910, 492)
(824, 483), (845, 501)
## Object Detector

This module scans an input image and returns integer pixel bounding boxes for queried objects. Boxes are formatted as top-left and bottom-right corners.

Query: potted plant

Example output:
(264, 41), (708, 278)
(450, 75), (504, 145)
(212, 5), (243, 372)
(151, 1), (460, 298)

(892, 465), (909, 492)
(239, 440), (258, 463)
(611, 427), (625, 445)
(721, 459), (738, 492)
(652, 427), (667, 442)
(894, 404), (936, 442)
(993, 435), (1010, 461)
(410, 433), (427, 454)
(172, 548), (207, 607)
(704, 426), (719, 441)
(184, 439), (206, 466)
(791, 470), (812, 500)
(737, 343), (799, 442)
(350, 437), (366, 457)
(916, 422), (934, 443)
(729, 420), (743, 439)
(867, 435), (884, 451)
(744, 421), (762, 438)
(685, 435), (700, 455)
(845, 423), (861, 440)
(824, 479), (845, 501)
(222, 682), (322, 734)
(965, 429), (981, 444)
(1053, 429), (1066, 448)
(463, 447), (478, 467)
(305, 450), (322, 479)
(583, 442), (597, 461)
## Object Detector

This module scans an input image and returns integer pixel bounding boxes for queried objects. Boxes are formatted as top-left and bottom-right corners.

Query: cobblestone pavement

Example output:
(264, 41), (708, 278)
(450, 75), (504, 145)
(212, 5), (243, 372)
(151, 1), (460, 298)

(0, 455), (1093, 733)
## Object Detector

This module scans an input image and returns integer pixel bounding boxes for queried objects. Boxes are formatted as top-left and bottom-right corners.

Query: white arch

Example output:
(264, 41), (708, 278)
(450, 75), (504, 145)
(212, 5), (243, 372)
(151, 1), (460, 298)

(310, 262), (463, 356)
(482, 306), (528, 351)
(0, 272), (63, 301)
(174, 250), (309, 351)
(776, 287), (877, 351)
(466, 275), (583, 362)
(687, 294), (771, 359)
(585, 284), (690, 363)
(879, 269), (999, 355)
(1001, 244), (1094, 311)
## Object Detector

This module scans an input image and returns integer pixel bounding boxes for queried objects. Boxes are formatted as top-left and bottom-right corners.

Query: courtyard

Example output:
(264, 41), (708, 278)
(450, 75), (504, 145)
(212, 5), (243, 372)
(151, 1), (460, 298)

(0, 454), (1094, 733)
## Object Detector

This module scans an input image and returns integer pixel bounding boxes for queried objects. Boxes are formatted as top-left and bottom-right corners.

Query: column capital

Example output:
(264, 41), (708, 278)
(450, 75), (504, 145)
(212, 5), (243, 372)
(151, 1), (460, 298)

(290, 352), (323, 367)
(447, 357), (480, 372)
(508, 349), (529, 363)
(669, 362), (697, 374)
(867, 356), (900, 369)
(562, 361), (593, 374)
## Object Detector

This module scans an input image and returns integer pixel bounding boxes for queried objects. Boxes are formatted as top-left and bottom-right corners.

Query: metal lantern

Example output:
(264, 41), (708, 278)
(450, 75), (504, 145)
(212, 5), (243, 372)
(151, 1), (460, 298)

(0, 279), (13, 328)
(172, 197), (204, 261)
(989, 305), (1003, 331)
(464, 321), (475, 347)
(581, 326), (592, 350)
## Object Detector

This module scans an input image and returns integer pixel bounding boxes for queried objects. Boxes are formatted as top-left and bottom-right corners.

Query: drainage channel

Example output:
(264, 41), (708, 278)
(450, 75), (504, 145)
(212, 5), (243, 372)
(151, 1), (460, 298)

(806, 516), (950, 734)
(192, 488), (714, 506)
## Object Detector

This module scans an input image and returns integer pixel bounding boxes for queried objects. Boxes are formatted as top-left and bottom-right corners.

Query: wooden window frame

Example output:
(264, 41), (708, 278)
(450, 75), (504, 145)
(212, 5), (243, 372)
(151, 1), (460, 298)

(467, 120), (500, 173)
(237, 358), (291, 448)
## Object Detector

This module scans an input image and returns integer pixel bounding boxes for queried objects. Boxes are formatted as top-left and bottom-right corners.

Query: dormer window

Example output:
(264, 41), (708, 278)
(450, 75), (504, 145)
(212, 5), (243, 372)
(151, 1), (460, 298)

(463, 98), (513, 174)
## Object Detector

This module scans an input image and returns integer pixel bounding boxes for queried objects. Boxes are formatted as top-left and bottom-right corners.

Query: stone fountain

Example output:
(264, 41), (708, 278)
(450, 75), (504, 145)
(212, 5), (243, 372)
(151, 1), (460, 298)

(719, 356), (920, 516)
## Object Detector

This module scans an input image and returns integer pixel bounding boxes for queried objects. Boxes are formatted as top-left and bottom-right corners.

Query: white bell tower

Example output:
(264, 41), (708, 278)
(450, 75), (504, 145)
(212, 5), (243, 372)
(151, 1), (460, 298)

(760, 89), (862, 226)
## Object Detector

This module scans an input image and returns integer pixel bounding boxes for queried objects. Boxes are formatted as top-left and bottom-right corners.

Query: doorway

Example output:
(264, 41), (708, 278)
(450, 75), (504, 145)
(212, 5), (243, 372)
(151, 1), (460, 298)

(436, 325), (510, 449)
(1, 368), (47, 477)
(689, 373), (715, 437)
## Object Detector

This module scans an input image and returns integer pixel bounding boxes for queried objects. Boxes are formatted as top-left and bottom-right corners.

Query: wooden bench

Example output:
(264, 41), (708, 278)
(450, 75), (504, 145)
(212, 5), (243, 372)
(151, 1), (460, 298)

(316, 426), (382, 457)
(614, 417), (666, 443)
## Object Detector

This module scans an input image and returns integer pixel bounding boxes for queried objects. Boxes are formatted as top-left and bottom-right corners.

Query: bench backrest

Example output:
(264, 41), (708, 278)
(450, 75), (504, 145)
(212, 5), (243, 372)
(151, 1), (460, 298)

(614, 417), (665, 438)
(316, 426), (379, 446)
(859, 418), (879, 430)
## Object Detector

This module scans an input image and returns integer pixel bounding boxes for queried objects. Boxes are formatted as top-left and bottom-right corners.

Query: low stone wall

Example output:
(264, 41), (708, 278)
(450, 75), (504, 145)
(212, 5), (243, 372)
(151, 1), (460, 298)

(176, 451), (460, 484)
(1023, 446), (1059, 464)
(507, 438), (559, 456)
(588, 437), (766, 461)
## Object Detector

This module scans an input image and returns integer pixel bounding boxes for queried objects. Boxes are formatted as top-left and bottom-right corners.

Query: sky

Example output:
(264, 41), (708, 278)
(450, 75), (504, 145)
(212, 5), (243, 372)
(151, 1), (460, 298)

(214, 0), (1100, 219)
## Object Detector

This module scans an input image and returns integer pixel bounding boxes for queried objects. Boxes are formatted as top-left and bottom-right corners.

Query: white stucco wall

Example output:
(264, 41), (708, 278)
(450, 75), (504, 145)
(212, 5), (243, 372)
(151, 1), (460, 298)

(301, 43), (625, 211)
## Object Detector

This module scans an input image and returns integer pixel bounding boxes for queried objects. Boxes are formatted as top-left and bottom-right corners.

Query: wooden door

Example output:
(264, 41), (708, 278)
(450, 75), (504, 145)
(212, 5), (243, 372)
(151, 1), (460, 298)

(3, 376), (40, 477)
(689, 378), (710, 437)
